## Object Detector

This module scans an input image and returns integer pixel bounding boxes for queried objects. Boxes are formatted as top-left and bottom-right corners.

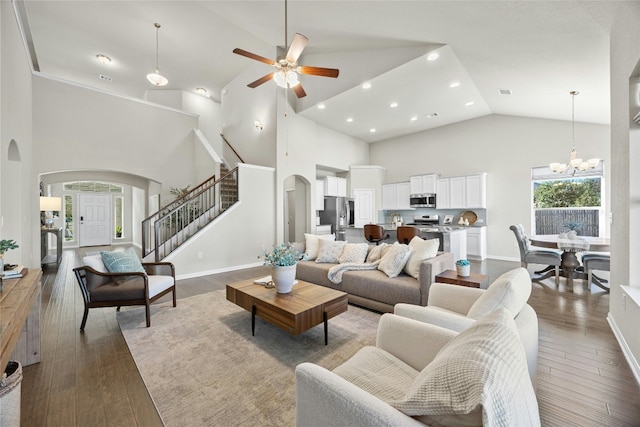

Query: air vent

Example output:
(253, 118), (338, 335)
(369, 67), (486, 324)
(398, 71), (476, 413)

(499, 89), (512, 95)
(633, 110), (640, 124)
(99, 74), (112, 82)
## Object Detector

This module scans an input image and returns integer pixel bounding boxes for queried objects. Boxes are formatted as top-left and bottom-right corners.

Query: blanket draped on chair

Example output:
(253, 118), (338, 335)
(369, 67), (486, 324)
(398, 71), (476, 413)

(328, 261), (380, 284)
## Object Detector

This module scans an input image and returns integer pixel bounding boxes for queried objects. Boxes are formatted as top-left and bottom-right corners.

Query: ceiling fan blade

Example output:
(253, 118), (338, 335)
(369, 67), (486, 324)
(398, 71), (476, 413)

(233, 48), (276, 66)
(292, 83), (307, 98)
(248, 73), (275, 88)
(286, 33), (309, 64)
(297, 66), (339, 78)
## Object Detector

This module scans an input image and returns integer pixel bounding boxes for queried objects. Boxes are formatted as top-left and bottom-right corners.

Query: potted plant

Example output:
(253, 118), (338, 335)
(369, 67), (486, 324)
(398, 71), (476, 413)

(259, 243), (301, 293)
(115, 226), (122, 238)
(562, 221), (582, 238)
(455, 259), (471, 277)
(0, 239), (19, 274)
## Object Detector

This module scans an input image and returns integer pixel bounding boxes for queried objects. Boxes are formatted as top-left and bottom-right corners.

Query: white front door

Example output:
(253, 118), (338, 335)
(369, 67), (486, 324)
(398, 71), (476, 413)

(79, 194), (111, 247)
(353, 189), (375, 228)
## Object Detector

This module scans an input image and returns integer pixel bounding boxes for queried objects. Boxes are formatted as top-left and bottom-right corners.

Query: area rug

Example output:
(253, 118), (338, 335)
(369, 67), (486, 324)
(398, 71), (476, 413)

(116, 289), (381, 426)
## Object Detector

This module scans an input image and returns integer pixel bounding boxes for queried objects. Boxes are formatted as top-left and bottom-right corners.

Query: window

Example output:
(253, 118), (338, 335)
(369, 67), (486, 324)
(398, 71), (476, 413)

(115, 196), (123, 238)
(532, 165), (605, 237)
(64, 194), (74, 241)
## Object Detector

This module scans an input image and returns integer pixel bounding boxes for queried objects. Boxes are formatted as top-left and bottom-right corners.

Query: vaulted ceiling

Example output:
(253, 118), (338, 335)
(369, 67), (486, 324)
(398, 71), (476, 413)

(20, 1), (618, 142)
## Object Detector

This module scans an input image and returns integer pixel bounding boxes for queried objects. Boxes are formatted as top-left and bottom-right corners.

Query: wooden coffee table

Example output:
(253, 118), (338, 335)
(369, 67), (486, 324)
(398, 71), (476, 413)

(226, 278), (348, 345)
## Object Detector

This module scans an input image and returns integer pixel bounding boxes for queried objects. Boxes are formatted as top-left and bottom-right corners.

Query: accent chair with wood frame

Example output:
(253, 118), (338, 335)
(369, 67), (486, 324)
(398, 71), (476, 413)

(73, 254), (176, 330)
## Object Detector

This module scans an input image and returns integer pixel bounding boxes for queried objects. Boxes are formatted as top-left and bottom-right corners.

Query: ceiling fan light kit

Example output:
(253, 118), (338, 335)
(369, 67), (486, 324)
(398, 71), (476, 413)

(549, 91), (600, 175)
(146, 22), (168, 87)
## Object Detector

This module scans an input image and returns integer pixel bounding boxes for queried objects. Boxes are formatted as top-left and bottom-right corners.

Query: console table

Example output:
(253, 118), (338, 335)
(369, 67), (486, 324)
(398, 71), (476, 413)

(41, 227), (62, 267)
(0, 269), (42, 372)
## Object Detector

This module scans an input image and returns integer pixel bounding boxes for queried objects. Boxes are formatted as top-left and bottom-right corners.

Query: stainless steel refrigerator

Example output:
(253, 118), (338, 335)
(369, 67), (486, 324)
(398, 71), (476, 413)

(319, 197), (354, 240)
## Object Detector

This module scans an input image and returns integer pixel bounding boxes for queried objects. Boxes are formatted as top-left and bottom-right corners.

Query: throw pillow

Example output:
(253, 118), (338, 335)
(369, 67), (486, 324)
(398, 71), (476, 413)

(390, 308), (540, 426)
(403, 236), (440, 279)
(101, 247), (145, 274)
(467, 267), (532, 320)
(338, 243), (369, 264)
(377, 242), (412, 278)
(316, 240), (347, 263)
(366, 243), (388, 263)
(304, 233), (336, 261)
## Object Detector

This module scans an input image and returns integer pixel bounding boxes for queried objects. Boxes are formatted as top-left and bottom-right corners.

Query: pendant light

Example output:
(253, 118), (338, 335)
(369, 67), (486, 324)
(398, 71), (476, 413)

(549, 91), (600, 175)
(146, 23), (168, 87)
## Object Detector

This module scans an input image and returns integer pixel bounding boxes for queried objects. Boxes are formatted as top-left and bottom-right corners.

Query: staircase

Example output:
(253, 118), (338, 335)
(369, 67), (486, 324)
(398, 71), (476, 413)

(142, 166), (239, 261)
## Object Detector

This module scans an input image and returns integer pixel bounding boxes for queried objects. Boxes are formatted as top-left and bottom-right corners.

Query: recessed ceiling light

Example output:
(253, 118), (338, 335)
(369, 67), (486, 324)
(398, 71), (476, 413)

(318, 104), (326, 110)
(369, 128), (376, 133)
(346, 117), (354, 123)
(427, 53), (439, 61)
(390, 102), (398, 108)
(410, 116), (418, 122)
(96, 54), (111, 64)
(465, 101), (475, 107)
(362, 82), (371, 89)
(450, 81), (460, 88)
(195, 87), (208, 96)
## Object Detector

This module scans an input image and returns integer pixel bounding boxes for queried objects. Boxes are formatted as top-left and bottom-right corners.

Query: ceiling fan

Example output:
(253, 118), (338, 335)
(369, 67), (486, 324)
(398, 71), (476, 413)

(232, 0), (339, 98)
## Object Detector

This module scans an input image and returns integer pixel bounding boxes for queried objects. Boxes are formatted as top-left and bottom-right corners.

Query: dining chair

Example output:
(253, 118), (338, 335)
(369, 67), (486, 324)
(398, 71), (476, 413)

(396, 225), (421, 244)
(509, 224), (561, 284)
(581, 253), (610, 292)
(363, 224), (390, 246)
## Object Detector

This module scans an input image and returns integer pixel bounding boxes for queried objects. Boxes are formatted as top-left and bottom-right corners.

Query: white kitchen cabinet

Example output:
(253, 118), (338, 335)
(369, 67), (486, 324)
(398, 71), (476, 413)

(410, 174), (437, 194)
(324, 176), (347, 197)
(449, 176), (466, 209)
(337, 177), (347, 197)
(465, 174), (487, 208)
(436, 178), (450, 209)
(466, 226), (487, 260)
(382, 182), (412, 210)
(316, 180), (325, 211)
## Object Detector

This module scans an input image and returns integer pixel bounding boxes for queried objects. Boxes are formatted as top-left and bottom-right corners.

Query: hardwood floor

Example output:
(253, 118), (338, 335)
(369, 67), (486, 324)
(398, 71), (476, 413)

(20, 251), (640, 426)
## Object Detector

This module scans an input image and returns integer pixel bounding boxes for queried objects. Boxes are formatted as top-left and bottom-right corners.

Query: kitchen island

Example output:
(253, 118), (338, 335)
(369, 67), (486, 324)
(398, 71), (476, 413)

(343, 225), (468, 261)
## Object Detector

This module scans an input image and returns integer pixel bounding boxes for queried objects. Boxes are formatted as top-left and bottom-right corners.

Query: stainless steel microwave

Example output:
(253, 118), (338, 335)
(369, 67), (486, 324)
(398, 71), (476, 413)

(410, 193), (436, 208)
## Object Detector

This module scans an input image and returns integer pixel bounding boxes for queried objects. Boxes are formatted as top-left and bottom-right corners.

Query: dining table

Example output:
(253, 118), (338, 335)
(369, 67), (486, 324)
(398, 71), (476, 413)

(529, 234), (610, 291)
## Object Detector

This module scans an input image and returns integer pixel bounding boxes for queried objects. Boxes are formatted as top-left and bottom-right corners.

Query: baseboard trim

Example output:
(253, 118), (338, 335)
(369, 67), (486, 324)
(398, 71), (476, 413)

(607, 312), (640, 386)
(176, 262), (263, 280)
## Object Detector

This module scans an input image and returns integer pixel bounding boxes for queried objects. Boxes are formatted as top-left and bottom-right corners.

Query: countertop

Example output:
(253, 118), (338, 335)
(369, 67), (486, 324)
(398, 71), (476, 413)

(346, 224), (484, 233)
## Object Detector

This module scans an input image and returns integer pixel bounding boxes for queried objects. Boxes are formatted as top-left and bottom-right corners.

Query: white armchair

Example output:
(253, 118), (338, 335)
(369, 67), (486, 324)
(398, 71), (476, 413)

(394, 267), (539, 382)
(296, 309), (540, 427)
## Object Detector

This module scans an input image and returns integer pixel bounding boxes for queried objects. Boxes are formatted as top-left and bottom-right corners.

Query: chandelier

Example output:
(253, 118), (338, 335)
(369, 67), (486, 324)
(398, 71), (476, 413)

(146, 23), (168, 87)
(549, 91), (600, 175)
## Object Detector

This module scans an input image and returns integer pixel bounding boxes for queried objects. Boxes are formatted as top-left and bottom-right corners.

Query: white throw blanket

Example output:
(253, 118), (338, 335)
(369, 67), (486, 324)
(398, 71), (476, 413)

(328, 261), (380, 284)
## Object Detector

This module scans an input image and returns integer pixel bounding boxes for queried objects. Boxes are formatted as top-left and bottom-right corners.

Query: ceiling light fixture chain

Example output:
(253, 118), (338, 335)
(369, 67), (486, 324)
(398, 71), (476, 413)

(549, 90), (600, 175)
(146, 22), (168, 87)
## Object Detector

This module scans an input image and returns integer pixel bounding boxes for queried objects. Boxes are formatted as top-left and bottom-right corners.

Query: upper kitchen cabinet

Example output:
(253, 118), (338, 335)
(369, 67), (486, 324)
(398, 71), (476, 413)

(465, 174), (487, 208)
(436, 178), (450, 209)
(409, 174), (438, 194)
(449, 176), (466, 209)
(382, 182), (412, 210)
(324, 176), (347, 197)
(316, 180), (325, 211)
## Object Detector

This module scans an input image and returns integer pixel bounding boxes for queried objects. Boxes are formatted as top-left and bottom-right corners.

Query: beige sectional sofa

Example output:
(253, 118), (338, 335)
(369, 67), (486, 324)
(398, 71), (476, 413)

(296, 251), (455, 313)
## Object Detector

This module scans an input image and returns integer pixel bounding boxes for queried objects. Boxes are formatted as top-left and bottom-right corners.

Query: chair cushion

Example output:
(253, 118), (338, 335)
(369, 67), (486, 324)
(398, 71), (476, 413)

(316, 240), (347, 263)
(390, 308), (540, 426)
(333, 346), (419, 402)
(147, 275), (175, 298)
(90, 277), (145, 302)
(82, 254), (108, 273)
(304, 233), (335, 260)
(101, 247), (145, 273)
(403, 237), (439, 279)
(338, 243), (369, 264)
(378, 243), (412, 278)
(467, 268), (531, 319)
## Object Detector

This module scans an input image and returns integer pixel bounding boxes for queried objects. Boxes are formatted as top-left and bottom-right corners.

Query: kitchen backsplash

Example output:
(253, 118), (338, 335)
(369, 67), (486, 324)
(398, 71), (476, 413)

(378, 208), (487, 226)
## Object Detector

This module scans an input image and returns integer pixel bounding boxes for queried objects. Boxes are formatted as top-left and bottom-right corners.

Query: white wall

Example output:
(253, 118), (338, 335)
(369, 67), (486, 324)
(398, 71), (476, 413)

(369, 114), (610, 260)
(166, 163), (275, 278)
(1, 1), (36, 268)
(609, 2), (640, 380)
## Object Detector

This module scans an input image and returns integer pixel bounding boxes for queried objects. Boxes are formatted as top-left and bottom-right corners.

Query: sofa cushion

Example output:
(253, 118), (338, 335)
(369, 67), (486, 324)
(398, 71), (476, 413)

(341, 270), (421, 307)
(304, 233), (335, 260)
(467, 267), (531, 320)
(339, 243), (369, 264)
(296, 261), (340, 289)
(390, 308), (540, 426)
(316, 240), (347, 263)
(366, 243), (389, 263)
(101, 247), (145, 273)
(403, 237), (439, 279)
(333, 346), (419, 402)
(378, 243), (412, 278)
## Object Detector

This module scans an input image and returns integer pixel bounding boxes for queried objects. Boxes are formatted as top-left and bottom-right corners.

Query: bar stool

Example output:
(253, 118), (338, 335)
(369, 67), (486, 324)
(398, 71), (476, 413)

(363, 224), (389, 246)
(397, 226), (421, 244)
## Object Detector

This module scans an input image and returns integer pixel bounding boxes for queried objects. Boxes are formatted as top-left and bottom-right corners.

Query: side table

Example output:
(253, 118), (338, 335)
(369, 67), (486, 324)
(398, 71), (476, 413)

(435, 270), (489, 289)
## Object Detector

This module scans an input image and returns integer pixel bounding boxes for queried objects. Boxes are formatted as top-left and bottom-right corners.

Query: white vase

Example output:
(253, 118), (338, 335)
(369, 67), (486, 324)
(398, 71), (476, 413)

(456, 264), (470, 277)
(567, 230), (578, 239)
(272, 265), (297, 293)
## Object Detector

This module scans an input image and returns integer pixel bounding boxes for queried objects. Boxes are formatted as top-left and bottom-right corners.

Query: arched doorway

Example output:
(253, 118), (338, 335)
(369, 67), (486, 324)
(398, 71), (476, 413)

(283, 175), (310, 243)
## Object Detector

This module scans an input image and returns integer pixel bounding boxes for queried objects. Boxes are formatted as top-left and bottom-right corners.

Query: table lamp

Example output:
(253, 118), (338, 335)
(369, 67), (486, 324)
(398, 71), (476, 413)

(40, 196), (62, 229)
